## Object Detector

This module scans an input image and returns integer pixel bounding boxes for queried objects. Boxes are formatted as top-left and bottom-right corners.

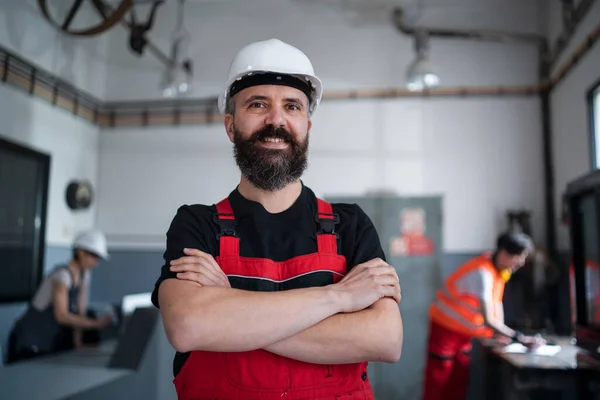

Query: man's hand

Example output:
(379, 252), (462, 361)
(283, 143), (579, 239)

(330, 258), (401, 313)
(516, 333), (546, 349)
(170, 248), (231, 288)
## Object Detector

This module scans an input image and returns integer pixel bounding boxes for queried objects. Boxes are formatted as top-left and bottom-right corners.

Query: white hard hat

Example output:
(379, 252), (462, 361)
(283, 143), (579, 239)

(217, 38), (323, 116)
(73, 229), (109, 260)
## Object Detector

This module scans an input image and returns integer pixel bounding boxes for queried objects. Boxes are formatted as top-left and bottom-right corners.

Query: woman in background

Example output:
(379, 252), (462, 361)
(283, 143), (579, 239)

(8, 229), (113, 363)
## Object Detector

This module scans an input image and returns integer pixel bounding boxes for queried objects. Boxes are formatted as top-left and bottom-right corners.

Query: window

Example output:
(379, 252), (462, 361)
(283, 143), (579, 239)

(590, 79), (600, 169)
(0, 136), (50, 303)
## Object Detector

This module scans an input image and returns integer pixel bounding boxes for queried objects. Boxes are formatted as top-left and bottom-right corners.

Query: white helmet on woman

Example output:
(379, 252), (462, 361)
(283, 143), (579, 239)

(217, 38), (323, 116)
(73, 229), (109, 260)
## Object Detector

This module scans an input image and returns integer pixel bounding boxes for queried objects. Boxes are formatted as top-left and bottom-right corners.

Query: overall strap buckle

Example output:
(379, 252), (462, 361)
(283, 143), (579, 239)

(315, 212), (340, 234)
(213, 213), (237, 239)
(315, 197), (340, 235)
(214, 198), (238, 240)
(315, 198), (340, 255)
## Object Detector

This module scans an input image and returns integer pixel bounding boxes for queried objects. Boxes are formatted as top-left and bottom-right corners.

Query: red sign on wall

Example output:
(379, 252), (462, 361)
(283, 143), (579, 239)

(390, 208), (435, 257)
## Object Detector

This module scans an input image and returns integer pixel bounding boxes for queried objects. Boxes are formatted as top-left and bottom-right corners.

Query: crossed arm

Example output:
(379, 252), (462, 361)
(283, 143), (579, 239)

(158, 254), (403, 364)
(264, 296), (403, 364)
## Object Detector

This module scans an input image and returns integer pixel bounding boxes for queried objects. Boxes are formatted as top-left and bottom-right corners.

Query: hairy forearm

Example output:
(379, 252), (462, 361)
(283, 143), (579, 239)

(486, 320), (516, 338)
(264, 298), (403, 364)
(158, 279), (343, 353)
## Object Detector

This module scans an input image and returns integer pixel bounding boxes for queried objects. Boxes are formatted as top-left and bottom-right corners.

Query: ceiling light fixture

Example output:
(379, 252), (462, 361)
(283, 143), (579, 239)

(406, 29), (440, 92)
(161, 0), (193, 98)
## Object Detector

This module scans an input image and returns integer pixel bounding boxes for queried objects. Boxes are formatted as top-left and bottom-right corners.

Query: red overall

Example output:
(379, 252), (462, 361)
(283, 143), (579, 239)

(173, 197), (374, 400)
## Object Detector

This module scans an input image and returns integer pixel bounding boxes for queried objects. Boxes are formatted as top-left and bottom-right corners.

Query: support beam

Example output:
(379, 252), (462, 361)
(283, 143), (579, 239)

(551, 0), (596, 67)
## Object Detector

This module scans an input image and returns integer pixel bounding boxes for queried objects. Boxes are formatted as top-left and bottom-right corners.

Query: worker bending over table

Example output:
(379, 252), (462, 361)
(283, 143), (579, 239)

(423, 231), (545, 400)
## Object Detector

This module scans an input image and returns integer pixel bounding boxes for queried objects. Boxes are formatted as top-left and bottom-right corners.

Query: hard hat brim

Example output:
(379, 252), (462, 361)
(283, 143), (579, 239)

(76, 245), (110, 261)
(218, 71), (322, 116)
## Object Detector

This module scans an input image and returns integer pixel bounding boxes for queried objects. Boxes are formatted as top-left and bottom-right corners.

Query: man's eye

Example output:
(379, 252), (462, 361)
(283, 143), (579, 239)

(287, 104), (300, 111)
(249, 103), (265, 108)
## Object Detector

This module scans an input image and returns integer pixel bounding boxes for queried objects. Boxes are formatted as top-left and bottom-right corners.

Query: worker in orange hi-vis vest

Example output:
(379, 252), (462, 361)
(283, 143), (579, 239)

(569, 260), (600, 326)
(422, 231), (545, 400)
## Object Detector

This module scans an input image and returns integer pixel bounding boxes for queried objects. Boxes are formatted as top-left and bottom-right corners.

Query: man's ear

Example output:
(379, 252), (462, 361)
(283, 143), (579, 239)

(307, 119), (312, 136)
(224, 114), (235, 143)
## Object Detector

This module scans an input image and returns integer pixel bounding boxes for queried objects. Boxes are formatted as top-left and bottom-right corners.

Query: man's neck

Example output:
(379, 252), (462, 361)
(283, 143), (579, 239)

(237, 178), (303, 214)
(68, 260), (82, 275)
(491, 251), (502, 271)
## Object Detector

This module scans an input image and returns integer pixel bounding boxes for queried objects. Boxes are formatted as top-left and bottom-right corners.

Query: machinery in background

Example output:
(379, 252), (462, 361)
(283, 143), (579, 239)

(564, 169), (600, 361)
(37, 0), (193, 97)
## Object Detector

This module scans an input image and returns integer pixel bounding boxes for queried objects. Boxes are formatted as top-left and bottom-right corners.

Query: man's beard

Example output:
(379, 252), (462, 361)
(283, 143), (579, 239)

(233, 124), (309, 191)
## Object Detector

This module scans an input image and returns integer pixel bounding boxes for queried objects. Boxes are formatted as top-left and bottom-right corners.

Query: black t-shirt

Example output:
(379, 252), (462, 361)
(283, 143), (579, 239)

(151, 183), (385, 306)
(150, 183), (385, 376)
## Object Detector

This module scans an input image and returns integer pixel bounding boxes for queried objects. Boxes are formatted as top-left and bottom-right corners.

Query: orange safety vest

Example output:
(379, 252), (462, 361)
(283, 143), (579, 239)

(429, 253), (505, 338)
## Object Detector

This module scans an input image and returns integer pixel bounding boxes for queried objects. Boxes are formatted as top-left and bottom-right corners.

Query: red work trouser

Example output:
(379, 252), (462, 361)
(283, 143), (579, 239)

(422, 321), (473, 400)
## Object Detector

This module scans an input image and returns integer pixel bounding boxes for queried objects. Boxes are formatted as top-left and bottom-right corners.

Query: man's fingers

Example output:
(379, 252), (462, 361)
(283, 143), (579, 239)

(374, 275), (399, 285)
(170, 263), (203, 272)
(176, 272), (207, 285)
(342, 264), (398, 284)
(368, 265), (399, 279)
(177, 271), (225, 287)
(171, 255), (213, 266)
(176, 251), (225, 275)
(347, 258), (387, 274)
(380, 284), (402, 303)
(170, 251), (230, 287)
(206, 255), (226, 273)
(183, 248), (211, 258)
(360, 258), (389, 269)
(171, 263), (222, 283)
(171, 256), (223, 275)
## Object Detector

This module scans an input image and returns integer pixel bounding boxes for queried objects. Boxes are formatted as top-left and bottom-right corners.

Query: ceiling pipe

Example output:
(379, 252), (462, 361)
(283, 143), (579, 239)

(392, 7), (546, 46)
(551, 0), (596, 67)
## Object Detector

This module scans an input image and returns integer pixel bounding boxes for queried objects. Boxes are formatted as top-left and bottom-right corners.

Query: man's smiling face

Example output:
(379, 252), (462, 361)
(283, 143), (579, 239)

(225, 84), (312, 191)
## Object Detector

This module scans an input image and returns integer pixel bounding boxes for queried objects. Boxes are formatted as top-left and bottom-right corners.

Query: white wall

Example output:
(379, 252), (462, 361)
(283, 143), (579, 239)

(96, 0), (546, 253)
(0, 84), (100, 247)
(98, 96), (543, 253)
(0, 0), (110, 99)
(549, 1), (600, 251)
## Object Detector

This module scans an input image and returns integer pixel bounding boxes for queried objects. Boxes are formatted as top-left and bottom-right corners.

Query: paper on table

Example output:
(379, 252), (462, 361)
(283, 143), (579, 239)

(501, 343), (562, 356)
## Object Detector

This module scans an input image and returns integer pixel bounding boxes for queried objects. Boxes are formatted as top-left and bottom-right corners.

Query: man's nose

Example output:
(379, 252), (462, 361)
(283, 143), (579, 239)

(264, 106), (285, 127)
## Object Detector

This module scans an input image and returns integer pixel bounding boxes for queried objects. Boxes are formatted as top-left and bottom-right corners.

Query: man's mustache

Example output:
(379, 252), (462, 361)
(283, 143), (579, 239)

(249, 125), (293, 143)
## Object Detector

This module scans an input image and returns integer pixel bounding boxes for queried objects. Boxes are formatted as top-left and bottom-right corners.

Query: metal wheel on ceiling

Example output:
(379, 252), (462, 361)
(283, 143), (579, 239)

(37, 0), (134, 36)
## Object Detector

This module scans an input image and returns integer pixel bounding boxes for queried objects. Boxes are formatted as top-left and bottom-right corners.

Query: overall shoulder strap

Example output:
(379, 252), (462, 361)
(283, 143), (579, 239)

(315, 198), (339, 254)
(60, 267), (75, 287)
(60, 266), (84, 290)
(214, 197), (239, 257)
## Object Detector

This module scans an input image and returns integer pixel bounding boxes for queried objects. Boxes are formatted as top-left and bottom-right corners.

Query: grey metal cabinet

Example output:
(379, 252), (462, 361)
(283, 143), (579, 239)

(326, 194), (444, 400)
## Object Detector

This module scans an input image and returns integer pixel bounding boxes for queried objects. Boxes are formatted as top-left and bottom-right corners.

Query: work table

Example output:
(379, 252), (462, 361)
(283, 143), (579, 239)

(471, 336), (600, 400)
(0, 340), (131, 400)
(0, 307), (163, 400)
